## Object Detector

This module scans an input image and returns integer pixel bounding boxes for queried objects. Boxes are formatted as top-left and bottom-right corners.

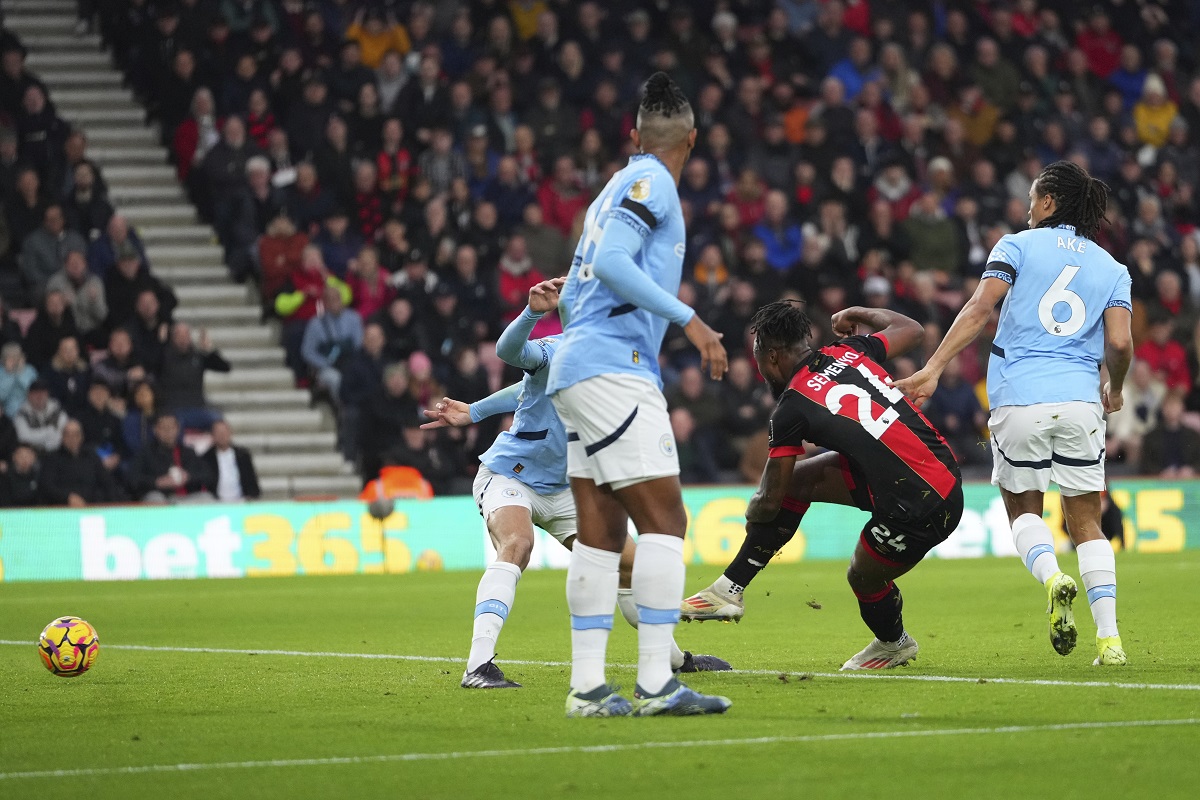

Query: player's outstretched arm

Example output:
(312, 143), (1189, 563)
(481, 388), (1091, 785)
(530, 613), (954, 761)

(591, 217), (728, 379)
(420, 384), (522, 429)
(895, 277), (1010, 407)
(746, 454), (796, 523)
(830, 306), (925, 359)
(495, 279), (564, 371)
(1102, 306), (1133, 414)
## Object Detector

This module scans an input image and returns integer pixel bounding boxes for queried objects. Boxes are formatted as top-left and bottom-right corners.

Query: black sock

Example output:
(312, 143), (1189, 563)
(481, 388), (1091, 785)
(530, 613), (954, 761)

(723, 505), (806, 589)
(855, 582), (904, 643)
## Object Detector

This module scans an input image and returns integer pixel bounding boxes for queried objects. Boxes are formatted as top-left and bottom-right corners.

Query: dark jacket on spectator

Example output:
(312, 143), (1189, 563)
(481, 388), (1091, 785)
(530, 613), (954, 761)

(201, 444), (261, 500)
(282, 183), (335, 231)
(41, 445), (120, 504)
(158, 346), (231, 411)
(1139, 425), (1200, 475)
(0, 460), (42, 506)
(128, 439), (213, 498)
(16, 104), (68, 180)
(91, 351), (143, 399)
(88, 227), (148, 279)
(338, 348), (386, 411)
(124, 316), (169, 376)
(79, 402), (127, 461)
(372, 310), (427, 363)
(202, 140), (262, 199)
(63, 189), (115, 242)
(42, 361), (90, 416)
(0, 413), (17, 463)
(358, 386), (420, 478)
(285, 99), (332, 161)
(23, 307), (78, 371)
(104, 267), (177, 333)
(0, 311), (24, 352)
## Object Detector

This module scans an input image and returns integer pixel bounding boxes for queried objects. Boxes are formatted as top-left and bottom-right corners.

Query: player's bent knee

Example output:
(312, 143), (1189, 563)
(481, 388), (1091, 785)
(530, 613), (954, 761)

(846, 557), (891, 594)
(846, 563), (865, 592)
(495, 533), (535, 571)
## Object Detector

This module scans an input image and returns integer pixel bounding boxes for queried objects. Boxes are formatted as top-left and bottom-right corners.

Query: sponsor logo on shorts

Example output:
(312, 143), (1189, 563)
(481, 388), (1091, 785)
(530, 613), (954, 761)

(659, 434), (675, 457)
(502, 488), (523, 499)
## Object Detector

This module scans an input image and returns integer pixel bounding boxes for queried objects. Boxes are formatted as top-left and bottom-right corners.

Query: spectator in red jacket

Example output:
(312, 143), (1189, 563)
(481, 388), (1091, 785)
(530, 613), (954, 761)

(496, 235), (546, 325)
(1136, 315), (1191, 394)
(172, 88), (224, 183)
(1075, 8), (1122, 80)
(346, 245), (393, 320)
(536, 156), (587, 237)
(726, 167), (768, 228)
(375, 117), (412, 207)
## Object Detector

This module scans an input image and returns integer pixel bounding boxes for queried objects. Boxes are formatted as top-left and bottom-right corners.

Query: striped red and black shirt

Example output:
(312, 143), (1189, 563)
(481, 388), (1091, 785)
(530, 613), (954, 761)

(767, 334), (961, 521)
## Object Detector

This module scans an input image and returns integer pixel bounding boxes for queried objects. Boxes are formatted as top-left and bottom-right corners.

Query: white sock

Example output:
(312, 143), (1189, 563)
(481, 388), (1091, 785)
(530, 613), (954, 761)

(617, 588), (638, 628)
(566, 542), (620, 693)
(466, 561), (522, 671)
(714, 573), (744, 597)
(1077, 538), (1119, 638)
(619, 587), (687, 670)
(632, 533), (685, 695)
(1011, 513), (1061, 585)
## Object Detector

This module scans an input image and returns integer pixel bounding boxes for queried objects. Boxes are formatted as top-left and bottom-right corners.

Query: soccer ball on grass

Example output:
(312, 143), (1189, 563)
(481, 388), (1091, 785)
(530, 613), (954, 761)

(38, 616), (100, 677)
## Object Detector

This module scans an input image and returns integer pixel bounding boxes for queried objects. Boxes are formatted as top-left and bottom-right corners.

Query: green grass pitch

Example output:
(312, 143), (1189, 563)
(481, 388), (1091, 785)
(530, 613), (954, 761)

(2, 551), (1200, 799)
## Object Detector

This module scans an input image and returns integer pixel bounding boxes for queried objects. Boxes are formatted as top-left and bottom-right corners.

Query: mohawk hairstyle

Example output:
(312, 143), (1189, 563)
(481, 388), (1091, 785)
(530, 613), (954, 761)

(1034, 160), (1109, 240)
(636, 72), (694, 151)
(639, 72), (691, 118)
(750, 300), (813, 350)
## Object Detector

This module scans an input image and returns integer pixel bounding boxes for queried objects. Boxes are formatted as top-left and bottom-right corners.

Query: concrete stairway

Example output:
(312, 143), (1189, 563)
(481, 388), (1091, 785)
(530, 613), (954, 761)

(7, 0), (360, 499)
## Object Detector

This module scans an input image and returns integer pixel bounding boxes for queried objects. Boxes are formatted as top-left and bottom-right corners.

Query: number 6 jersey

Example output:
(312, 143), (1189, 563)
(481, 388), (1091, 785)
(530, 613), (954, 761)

(982, 224), (1133, 409)
(767, 335), (961, 522)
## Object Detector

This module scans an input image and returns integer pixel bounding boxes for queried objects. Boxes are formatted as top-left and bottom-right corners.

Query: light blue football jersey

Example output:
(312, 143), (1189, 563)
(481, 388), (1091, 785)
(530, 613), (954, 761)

(548, 154), (688, 394)
(983, 224), (1132, 408)
(479, 335), (569, 495)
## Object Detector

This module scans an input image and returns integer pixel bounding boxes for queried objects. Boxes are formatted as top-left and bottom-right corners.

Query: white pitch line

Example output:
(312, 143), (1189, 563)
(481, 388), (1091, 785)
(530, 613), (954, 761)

(3, 640), (1199, 691)
(1, 718), (1196, 781)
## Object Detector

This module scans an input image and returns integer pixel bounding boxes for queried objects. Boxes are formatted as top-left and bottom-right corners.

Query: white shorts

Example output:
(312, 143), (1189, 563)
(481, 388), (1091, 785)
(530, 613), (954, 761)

(472, 465), (577, 544)
(990, 402), (1106, 496)
(551, 373), (679, 491)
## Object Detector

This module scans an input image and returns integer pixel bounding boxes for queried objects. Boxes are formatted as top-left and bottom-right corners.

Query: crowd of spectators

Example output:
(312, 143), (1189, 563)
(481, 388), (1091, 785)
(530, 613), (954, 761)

(0, 17), (258, 506)
(7, 0), (1200, 503)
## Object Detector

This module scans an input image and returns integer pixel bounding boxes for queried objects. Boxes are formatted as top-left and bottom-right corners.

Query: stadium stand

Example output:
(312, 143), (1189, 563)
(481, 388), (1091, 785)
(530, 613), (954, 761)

(0, 0), (1199, 507)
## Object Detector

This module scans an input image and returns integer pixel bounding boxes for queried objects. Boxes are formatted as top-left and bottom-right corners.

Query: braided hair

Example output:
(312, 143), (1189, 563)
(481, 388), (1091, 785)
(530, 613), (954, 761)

(1033, 161), (1109, 240)
(750, 300), (813, 351)
(636, 73), (694, 152)
(640, 72), (691, 118)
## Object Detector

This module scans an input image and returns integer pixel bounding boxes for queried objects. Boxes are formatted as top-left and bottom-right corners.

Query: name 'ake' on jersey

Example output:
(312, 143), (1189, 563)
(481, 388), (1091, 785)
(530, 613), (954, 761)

(983, 224), (1132, 408)
(548, 153), (686, 394)
(768, 335), (961, 522)
(480, 335), (568, 494)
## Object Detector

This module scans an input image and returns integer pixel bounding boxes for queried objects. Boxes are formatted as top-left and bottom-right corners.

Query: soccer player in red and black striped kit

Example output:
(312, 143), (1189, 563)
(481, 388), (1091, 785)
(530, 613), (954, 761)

(681, 301), (964, 669)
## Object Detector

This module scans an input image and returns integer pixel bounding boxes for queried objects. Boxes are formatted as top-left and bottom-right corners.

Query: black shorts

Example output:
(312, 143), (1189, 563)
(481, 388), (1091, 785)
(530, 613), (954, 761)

(839, 456), (964, 567)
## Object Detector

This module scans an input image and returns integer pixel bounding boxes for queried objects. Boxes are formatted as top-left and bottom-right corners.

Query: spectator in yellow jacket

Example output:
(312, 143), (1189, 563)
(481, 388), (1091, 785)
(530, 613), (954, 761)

(346, 9), (411, 69)
(1134, 73), (1178, 148)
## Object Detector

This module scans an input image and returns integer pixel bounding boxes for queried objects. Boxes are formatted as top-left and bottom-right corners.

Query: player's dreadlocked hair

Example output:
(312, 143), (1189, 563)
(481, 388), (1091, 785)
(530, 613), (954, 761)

(1033, 161), (1109, 240)
(636, 73), (694, 151)
(640, 72), (691, 118)
(750, 300), (813, 350)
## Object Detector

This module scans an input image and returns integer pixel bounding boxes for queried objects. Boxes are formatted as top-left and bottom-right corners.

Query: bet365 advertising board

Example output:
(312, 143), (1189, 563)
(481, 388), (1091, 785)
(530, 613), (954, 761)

(0, 480), (1193, 582)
